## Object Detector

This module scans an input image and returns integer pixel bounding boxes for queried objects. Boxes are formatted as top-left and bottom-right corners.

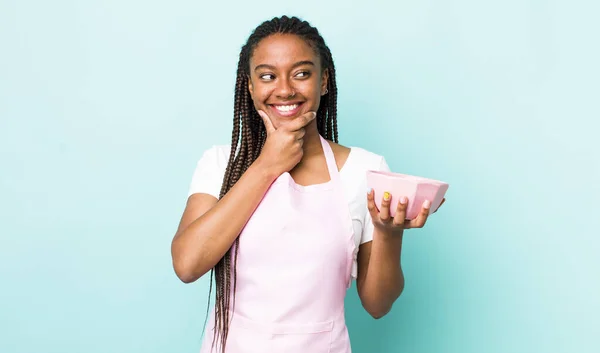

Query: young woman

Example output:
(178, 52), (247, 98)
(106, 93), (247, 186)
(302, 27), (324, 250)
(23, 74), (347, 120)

(171, 15), (444, 353)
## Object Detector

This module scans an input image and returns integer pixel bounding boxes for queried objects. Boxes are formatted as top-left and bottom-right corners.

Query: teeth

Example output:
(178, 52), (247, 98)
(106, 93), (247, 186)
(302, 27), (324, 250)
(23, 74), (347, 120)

(275, 104), (298, 112)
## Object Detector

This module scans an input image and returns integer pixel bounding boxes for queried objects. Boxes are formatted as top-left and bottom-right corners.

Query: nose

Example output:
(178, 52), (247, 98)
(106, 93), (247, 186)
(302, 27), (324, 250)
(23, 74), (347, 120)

(275, 77), (295, 99)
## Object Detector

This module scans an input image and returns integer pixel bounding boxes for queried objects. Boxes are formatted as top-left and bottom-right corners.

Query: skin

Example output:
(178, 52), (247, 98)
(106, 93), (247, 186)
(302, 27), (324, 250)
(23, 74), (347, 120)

(171, 33), (445, 319)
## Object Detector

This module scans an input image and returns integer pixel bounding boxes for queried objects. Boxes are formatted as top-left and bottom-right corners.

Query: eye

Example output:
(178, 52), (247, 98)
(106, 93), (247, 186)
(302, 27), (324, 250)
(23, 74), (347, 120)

(259, 73), (275, 81)
(295, 71), (310, 78)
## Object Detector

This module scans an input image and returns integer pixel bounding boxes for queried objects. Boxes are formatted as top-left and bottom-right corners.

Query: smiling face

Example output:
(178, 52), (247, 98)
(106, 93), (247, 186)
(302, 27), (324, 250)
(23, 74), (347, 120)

(248, 33), (328, 128)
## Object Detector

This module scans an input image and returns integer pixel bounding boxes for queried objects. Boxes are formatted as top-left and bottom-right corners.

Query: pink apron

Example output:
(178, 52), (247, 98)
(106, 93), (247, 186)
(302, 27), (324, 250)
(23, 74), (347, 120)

(200, 135), (355, 353)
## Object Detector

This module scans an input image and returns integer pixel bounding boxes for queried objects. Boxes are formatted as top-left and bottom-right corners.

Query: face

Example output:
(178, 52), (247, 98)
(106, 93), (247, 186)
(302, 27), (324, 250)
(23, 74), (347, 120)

(248, 34), (328, 128)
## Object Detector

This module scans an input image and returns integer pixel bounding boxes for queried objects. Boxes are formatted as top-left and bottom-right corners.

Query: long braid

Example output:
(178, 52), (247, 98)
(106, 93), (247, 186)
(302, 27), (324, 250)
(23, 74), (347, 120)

(328, 65), (339, 142)
(207, 15), (339, 352)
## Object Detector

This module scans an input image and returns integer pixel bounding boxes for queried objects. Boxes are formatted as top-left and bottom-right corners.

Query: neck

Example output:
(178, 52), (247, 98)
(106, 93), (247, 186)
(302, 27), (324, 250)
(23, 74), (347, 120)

(301, 122), (324, 158)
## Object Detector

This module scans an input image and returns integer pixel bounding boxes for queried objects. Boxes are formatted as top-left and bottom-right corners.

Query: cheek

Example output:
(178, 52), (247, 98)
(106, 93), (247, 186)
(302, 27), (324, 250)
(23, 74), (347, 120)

(250, 86), (271, 105)
(300, 80), (322, 98)
(298, 82), (322, 108)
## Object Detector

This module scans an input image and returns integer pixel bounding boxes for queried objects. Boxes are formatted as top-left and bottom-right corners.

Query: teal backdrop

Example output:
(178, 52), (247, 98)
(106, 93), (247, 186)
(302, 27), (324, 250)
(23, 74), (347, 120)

(1, 1), (598, 352)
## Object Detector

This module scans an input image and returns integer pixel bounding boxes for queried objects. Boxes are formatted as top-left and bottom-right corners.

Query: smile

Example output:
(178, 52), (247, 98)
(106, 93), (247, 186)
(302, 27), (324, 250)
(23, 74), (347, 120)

(270, 103), (303, 117)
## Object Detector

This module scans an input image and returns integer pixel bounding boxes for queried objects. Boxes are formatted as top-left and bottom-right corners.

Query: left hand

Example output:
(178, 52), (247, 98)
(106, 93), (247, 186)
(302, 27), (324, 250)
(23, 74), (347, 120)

(367, 189), (445, 235)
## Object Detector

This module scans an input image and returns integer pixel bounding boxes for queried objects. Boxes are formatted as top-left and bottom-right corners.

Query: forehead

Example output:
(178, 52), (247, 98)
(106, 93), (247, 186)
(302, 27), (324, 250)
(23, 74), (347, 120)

(250, 34), (320, 68)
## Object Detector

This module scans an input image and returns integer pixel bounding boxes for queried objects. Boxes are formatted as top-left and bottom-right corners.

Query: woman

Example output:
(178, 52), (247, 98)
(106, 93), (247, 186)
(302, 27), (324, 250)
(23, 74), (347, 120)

(171, 15), (443, 353)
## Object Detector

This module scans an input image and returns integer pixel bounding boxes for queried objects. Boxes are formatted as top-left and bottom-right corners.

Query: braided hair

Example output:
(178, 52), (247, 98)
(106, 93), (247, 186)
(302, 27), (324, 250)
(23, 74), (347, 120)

(208, 15), (339, 352)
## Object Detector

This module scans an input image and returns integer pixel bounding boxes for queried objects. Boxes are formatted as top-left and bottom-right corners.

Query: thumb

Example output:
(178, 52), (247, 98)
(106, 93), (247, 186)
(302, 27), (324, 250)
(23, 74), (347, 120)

(257, 110), (275, 134)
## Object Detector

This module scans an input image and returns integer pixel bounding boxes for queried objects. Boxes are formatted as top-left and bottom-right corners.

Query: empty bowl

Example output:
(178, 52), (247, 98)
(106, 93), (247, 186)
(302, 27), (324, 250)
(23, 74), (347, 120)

(366, 170), (449, 220)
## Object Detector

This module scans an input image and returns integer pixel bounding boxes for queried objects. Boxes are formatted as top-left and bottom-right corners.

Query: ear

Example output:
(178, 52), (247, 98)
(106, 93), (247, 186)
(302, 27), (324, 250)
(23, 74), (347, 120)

(247, 75), (254, 98)
(321, 68), (329, 95)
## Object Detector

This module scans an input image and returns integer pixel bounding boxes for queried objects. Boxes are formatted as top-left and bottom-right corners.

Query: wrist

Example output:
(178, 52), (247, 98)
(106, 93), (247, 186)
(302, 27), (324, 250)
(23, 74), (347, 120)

(251, 157), (280, 183)
(373, 227), (404, 243)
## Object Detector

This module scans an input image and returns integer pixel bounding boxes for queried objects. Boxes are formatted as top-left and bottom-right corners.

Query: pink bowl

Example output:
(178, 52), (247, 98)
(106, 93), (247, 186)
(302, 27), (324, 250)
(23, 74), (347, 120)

(366, 170), (449, 220)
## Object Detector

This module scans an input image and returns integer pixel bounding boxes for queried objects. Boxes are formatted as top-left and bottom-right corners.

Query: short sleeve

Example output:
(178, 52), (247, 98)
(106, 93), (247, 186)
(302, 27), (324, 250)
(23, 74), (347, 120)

(360, 156), (391, 244)
(187, 145), (229, 199)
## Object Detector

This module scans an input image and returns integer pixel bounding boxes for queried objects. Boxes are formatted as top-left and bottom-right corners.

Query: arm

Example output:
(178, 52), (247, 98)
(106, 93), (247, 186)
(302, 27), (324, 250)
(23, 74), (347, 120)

(356, 229), (405, 319)
(171, 110), (316, 283)
(357, 191), (441, 318)
(171, 160), (277, 283)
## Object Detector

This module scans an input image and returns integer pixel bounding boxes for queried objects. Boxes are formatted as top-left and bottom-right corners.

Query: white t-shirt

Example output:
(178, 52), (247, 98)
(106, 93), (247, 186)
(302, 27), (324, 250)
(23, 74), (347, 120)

(187, 144), (390, 279)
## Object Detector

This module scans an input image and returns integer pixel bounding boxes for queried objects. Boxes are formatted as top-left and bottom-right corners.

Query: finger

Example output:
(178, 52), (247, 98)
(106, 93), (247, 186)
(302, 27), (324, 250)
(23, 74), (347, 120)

(379, 191), (392, 223)
(392, 196), (408, 227)
(285, 111), (316, 131)
(433, 198), (445, 213)
(366, 189), (379, 221)
(257, 110), (276, 134)
(294, 128), (305, 140)
(407, 200), (431, 228)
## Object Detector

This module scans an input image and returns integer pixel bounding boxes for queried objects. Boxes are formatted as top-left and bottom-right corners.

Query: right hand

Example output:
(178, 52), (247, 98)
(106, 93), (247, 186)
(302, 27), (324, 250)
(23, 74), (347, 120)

(256, 110), (317, 177)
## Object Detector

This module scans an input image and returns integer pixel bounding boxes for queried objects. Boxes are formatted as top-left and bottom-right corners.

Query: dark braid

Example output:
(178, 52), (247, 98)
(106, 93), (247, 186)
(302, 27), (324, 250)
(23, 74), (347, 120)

(207, 15), (339, 352)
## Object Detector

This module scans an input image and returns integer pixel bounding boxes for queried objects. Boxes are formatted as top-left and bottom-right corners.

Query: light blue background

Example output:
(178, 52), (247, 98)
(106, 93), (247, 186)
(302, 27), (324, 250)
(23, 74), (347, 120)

(1, 1), (598, 352)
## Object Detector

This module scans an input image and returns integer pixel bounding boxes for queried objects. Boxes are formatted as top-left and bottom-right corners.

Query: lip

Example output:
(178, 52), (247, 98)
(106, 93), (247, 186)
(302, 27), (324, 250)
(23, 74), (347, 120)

(268, 102), (304, 118)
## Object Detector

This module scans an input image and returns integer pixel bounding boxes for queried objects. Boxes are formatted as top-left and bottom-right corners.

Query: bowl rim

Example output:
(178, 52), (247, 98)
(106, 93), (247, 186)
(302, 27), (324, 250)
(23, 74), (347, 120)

(367, 170), (448, 186)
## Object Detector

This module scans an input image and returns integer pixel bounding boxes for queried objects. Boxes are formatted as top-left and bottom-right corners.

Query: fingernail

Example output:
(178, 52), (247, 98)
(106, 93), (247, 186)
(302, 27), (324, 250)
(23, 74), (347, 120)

(383, 192), (390, 201)
(423, 200), (431, 209)
(400, 196), (408, 204)
(367, 187), (372, 194)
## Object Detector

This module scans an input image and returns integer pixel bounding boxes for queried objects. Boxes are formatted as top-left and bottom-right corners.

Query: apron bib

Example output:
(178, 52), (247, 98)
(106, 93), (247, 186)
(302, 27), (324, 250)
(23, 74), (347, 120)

(200, 135), (355, 353)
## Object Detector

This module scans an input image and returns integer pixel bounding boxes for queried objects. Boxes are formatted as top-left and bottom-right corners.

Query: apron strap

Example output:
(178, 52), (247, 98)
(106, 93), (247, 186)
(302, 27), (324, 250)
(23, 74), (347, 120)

(319, 135), (341, 184)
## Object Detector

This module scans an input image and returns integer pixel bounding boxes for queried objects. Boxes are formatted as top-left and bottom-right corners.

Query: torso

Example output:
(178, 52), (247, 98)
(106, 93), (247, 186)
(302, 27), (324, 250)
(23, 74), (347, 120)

(187, 140), (387, 263)
(199, 136), (354, 353)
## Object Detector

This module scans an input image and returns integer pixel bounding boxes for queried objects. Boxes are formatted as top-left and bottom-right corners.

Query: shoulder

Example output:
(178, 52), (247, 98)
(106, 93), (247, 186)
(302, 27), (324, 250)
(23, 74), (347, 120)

(187, 144), (232, 198)
(329, 141), (387, 171)
(328, 141), (351, 155)
(337, 142), (389, 173)
(337, 142), (390, 198)
(195, 144), (232, 169)
(337, 143), (390, 204)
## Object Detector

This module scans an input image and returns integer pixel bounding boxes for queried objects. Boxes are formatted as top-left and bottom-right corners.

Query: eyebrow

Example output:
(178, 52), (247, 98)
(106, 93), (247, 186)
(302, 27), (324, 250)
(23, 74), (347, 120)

(253, 60), (315, 72)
